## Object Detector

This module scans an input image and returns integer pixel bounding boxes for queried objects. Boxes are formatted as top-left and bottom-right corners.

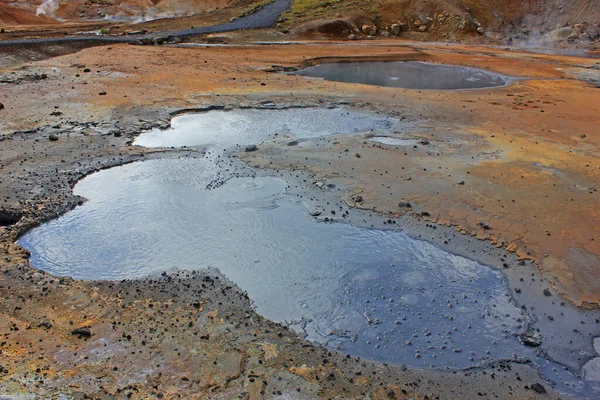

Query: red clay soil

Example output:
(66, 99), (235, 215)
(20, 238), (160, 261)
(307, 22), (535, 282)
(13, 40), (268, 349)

(0, 1), (56, 25)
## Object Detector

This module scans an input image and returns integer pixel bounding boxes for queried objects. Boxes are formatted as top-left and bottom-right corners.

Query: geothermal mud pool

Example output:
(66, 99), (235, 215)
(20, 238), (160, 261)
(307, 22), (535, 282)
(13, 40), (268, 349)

(133, 107), (401, 149)
(296, 61), (510, 90)
(18, 108), (600, 399)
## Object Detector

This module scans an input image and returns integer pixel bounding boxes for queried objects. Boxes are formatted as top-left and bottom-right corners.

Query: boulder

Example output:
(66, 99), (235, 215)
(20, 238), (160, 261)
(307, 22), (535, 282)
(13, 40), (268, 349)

(544, 27), (575, 41)
(390, 23), (403, 36)
(0, 102), (3, 110)
(166, 36), (183, 44)
(361, 24), (377, 35)
(136, 38), (153, 45)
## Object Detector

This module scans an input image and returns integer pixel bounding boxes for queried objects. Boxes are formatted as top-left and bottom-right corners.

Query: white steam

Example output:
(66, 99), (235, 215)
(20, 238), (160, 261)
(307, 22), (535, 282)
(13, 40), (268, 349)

(36, 0), (59, 18)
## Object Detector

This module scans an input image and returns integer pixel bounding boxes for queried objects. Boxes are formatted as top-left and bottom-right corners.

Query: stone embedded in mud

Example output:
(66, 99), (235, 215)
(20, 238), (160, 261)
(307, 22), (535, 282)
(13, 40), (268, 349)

(520, 330), (542, 347)
(48, 134), (58, 141)
(0, 209), (22, 226)
(71, 327), (91, 337)
(531, 383), (547, 393)
(398, 202), (411, 208)
(478, 221), (491, 230)
(38, 322), (52, 330)
(245, 144), (258, 152)
(0, 102), (4, 110)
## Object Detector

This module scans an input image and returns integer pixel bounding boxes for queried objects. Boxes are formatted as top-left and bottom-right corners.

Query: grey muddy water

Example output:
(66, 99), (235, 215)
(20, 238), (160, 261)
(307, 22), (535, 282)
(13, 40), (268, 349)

(296, 61), (509, 90)
(18, 108), (600, 399)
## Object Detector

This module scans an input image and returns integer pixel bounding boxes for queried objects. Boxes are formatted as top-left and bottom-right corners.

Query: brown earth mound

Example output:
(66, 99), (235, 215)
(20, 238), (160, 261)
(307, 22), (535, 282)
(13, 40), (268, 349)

(293, 18), (357, 36)
(0, 1), (56, 25)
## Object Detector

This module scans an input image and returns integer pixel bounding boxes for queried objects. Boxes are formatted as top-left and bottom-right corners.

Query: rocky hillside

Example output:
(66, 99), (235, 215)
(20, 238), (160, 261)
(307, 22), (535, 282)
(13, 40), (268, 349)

(283, 0), (600, 45)
(0, 0), (261, 24)
(1, 0), (598, 46)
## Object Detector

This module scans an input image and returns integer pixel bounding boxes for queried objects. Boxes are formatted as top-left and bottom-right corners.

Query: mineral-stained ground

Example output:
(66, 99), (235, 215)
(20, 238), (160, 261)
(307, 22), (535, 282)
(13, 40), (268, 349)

(1, 0), (599, 398)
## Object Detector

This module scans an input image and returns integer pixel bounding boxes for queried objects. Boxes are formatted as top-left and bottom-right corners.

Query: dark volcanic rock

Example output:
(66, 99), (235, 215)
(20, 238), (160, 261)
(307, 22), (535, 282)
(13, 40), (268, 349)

(0, 209), (22, 226)
(478, 221), (491, 230)
(520, 330), (542, 347)
(531, 383), (547, 393)
(71, 327), (91, 337)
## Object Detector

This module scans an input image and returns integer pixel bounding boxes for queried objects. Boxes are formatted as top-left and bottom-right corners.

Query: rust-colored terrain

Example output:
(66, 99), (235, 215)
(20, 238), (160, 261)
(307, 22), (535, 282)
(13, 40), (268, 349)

(1, 0), (600, 398)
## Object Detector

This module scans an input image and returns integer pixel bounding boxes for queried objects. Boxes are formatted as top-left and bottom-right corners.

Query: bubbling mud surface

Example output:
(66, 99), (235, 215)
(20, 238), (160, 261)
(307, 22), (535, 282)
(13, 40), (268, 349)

(297, 61), (509, 90)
